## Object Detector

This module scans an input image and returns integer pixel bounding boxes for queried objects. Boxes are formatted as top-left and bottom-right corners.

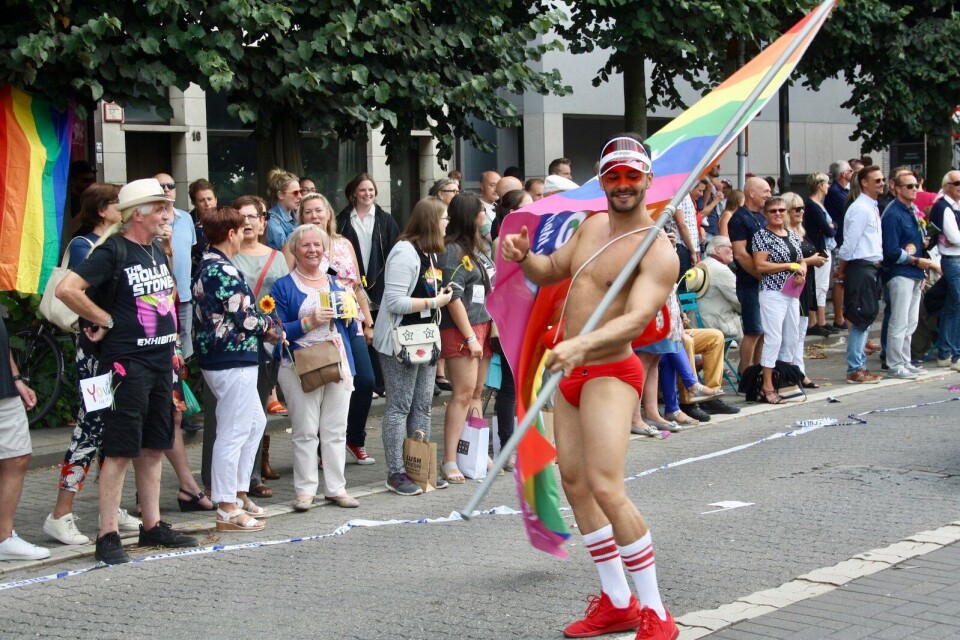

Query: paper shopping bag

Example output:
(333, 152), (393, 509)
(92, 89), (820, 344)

(403, 430), (438, 492)
(456, 411), (489, 479)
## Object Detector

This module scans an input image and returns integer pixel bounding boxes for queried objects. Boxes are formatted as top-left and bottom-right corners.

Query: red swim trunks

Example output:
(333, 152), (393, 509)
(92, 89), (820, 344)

(558, 355), (645, 408)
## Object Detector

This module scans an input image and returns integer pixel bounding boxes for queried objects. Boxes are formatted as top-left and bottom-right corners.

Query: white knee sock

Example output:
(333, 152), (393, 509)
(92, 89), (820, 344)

(619, 531), (666, 620)
(582, 524), (632, 608)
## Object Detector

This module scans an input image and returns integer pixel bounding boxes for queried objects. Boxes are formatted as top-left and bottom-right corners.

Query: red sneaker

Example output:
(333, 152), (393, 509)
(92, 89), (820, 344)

(346, 444), (376, 465)
(563, 592), (643, 638)
(635, 607), (678, 640)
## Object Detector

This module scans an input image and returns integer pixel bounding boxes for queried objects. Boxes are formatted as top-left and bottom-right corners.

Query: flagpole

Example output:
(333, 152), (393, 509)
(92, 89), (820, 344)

(461, 0), (836, 520)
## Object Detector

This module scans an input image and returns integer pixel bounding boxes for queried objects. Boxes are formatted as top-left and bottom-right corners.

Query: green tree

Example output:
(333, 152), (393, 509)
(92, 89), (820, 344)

(557, 0), (810, 138)
(798, 0), (960, 180)
(1, 0), (569, 174)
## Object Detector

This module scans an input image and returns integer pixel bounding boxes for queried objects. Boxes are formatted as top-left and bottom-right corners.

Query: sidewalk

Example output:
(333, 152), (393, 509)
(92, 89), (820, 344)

(7, 327), (956, 582)
(685, 530), (960, 639)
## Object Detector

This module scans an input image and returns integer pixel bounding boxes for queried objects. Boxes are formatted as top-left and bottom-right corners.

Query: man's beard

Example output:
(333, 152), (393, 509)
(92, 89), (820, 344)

(608, 188), (643, 213)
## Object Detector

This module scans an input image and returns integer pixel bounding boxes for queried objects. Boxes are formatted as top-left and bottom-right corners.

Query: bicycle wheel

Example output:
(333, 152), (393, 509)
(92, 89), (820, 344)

(11, 329), (65, 425)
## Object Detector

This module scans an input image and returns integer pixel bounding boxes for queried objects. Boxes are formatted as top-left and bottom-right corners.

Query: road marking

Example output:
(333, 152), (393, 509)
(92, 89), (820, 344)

(700, 501), (754, 515)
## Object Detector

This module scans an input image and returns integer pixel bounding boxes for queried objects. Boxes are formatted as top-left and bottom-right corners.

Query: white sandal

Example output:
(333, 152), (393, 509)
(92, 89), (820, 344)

(241, 499), (266, 517)
(216, 508), (264, 532)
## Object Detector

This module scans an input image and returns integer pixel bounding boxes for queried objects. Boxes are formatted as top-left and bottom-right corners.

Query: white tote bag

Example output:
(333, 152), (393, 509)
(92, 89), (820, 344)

(456, 411), (489, 480)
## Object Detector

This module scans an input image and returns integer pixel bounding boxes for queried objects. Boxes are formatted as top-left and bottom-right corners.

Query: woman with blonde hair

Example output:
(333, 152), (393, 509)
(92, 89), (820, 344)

(271, 224), (360, 510)
(264, 168), (301, 250)
(717, 189), (745, 237)
(803, 173), (837, 336)
(783, 192), (826, 389)
(292, 192), (378, 465)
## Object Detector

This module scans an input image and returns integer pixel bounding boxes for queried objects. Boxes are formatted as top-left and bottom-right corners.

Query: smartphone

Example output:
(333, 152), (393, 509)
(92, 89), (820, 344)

(817, 250), (829, 258)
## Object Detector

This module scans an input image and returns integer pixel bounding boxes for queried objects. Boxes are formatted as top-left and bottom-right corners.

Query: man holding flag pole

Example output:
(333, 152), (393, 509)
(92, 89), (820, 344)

(502, 134), (680, 639)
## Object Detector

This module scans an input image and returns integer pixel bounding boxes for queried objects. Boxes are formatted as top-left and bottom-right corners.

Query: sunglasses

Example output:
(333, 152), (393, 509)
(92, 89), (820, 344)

(285, 189), (302, 196)
(948, 181), (960, 188)
(872, 178), (886, 184)
(791, 206), (805, 212)
(766, 207), (787, 213)
(159, 182), (176, 190)
(899, 183), (920, 190)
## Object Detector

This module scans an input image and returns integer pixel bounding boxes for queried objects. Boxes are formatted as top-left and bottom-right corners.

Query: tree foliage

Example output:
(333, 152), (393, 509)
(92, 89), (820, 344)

(799, 0), (960, 157)
(557, 0), (811, 136)
(0, 0), (570, 164)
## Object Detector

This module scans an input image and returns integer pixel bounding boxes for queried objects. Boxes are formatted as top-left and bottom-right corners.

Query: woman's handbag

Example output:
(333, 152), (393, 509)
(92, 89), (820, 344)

(293, 342), (343, 393)
(392, 323), (440, 366)
(40, 238), (95, 333)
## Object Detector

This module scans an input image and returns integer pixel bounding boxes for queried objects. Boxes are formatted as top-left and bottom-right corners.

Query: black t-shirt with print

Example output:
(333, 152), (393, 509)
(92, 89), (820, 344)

(72, 236), (177, 371)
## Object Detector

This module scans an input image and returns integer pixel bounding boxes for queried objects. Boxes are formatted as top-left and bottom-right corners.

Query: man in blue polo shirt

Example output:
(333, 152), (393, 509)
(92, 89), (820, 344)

(727, 176), (770, 374)
(881, 173), (940, 379)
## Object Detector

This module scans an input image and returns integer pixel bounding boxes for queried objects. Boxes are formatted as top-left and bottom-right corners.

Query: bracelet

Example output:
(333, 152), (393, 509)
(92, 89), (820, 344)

(789, 262), (801, 272)
(12, 375), (21, 382)
(302, 318), (311, 332)
(517, 248), (530, 263)
(464, 334), (477, 344)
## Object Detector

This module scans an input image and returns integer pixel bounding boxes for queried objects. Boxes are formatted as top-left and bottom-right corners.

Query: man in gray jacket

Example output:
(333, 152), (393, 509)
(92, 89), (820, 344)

(696, 237), (742, 340)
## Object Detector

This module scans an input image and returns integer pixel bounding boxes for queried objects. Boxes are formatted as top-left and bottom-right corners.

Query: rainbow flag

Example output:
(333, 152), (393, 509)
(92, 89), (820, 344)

(488, 0), (836, 557)
(0, 85), (73, 294)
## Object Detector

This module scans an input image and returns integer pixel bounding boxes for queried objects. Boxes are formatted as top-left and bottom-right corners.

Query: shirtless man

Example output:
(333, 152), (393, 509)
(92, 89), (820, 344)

(502, 134), (679, 640)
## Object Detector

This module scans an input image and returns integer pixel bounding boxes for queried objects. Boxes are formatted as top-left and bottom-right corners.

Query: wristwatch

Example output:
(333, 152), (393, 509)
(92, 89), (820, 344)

(12, 375), (21, 382)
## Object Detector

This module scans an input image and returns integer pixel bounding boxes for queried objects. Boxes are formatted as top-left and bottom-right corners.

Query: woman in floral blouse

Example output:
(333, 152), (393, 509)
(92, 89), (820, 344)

(193, 207), (280, 532)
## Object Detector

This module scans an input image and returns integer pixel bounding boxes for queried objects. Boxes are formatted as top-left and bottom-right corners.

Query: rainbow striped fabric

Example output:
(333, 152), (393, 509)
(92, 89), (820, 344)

(488, 0), (836, 557)
(0, 85), (73, 294)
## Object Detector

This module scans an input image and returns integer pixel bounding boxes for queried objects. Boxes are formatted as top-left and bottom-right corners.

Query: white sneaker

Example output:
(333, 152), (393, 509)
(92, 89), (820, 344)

(952, 361), (960, 373)
(42, 513), (90, 545)
(99, 508), (142, 533)
(905, 364), (926, 375)
(0, 531), (51, 561)
(937, 358), (952, 367)
(888, 367), (918, 380)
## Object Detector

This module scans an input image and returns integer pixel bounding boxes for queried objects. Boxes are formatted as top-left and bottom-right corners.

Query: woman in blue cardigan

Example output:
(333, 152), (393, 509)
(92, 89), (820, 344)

(271, 224), (359, 511)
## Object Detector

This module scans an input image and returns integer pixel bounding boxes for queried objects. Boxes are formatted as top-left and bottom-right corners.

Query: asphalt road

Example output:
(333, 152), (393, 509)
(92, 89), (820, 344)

(1, 377), (959, 639)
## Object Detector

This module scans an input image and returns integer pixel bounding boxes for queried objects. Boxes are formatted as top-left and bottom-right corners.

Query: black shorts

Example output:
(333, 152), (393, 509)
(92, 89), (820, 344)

(99, 361), (173, 458)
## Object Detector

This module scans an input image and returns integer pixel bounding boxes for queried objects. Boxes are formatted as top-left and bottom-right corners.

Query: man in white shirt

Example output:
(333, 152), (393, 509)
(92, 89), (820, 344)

(931, 171), (960, 370)
(836, 165), (886, 384)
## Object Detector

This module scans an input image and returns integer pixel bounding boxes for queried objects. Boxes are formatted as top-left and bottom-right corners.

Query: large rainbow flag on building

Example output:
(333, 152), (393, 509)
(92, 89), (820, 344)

(0, 85), (73, 294)
(488, 0), (837, 557)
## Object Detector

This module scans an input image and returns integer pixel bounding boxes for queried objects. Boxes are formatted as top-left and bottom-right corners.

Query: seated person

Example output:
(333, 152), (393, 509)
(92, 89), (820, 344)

(678, 327), (740, 419)
(696, 237), (743, 340)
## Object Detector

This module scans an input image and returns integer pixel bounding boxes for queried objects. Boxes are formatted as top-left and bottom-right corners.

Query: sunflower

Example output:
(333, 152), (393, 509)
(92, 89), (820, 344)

(461, 256), (473, 272)
(259, 295), (277, 314)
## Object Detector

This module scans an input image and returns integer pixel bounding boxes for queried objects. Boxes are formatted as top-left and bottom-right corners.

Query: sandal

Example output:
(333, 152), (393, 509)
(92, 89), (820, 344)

(761, 388), (787, 404)
(685, 383), (724, 403)
(664, 411), (700, 428)
(435, 376), (453, 391)
(240, 498), (267, 517)
(266, 400), (288, 416)
(216, 508), (264, 532)
(177, 488), (215, 512)
(801, 378), (820, 389)
(248, 483), (273, 499)
(441, 461), (466, 484)
(642, 412), (680, 430)
(630, 423), (669, 439)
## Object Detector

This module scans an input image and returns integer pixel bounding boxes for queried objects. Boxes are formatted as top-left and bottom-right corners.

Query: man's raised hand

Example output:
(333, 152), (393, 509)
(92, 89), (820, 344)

(501, 226), (531, 263)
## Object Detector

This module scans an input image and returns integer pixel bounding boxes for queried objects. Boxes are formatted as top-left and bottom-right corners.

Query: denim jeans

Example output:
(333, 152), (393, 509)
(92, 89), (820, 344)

(659, 350), (698, 414)
(346, 333), (376, 447)
(939, 256), (960, 361)
(846, 325), (871, 374)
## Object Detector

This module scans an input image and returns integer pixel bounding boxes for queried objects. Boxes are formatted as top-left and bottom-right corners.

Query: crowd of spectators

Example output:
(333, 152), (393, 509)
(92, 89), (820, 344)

(1, 153), (956, 564)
